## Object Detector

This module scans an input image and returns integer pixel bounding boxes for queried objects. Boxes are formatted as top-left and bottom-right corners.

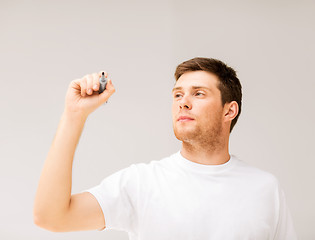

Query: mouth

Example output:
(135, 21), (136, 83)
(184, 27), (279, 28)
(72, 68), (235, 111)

(178, 119), (194, 122)
(177, 116), (195, 122)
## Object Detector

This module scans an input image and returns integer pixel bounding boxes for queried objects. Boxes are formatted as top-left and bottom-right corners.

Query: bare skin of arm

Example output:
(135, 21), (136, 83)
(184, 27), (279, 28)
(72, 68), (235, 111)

(33, 71), (115, 232)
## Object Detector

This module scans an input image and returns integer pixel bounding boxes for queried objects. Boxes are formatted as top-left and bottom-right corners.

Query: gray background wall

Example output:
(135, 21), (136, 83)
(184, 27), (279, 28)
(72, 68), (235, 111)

(1, 0), (314, 239)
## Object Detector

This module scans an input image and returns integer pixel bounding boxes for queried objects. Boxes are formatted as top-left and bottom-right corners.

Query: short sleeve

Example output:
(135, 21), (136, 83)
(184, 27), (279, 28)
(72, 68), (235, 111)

(81, 163), (139, 234)
(273, 182), (298, 240)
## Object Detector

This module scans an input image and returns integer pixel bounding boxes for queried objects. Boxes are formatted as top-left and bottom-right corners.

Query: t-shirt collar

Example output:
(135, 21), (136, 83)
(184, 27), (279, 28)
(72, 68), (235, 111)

(173, 150), (237, 174)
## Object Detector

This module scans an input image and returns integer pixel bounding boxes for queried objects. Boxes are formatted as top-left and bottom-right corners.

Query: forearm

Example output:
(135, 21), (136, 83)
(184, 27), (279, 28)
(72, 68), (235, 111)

(33, 111), (87, 225)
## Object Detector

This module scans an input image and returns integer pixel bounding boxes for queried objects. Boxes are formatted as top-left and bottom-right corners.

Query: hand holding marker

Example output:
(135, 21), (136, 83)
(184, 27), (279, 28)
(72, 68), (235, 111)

(64, 70), (115, 118)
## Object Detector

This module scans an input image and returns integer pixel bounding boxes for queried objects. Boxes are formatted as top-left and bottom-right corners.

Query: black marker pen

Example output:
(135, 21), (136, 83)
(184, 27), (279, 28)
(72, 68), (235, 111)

(99, 72), (108, 94)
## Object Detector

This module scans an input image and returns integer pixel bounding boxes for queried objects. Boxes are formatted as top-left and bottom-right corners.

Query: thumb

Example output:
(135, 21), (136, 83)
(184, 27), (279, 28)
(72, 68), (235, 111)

(99, 78), (116, 104)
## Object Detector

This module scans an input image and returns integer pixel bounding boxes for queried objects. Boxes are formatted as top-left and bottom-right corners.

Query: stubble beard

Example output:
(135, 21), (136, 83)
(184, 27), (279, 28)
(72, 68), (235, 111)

(173, 116), (224, 152)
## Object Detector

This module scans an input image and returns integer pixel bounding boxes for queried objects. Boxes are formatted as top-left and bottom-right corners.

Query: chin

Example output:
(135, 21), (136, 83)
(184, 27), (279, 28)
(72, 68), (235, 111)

(173, 128), (200, 141)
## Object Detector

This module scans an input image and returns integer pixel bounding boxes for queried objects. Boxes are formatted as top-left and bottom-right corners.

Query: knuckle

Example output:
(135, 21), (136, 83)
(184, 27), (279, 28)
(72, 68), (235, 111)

(94, 74), (99, 82)
(81, 77), (87, 84)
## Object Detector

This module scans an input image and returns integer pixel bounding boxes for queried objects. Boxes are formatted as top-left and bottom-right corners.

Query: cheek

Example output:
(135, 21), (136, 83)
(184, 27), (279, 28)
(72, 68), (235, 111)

(198, 103), (221, 121)
(171, 104), (177, 119)
(172, 100), (180, 110)
(199, 103), (212, 114)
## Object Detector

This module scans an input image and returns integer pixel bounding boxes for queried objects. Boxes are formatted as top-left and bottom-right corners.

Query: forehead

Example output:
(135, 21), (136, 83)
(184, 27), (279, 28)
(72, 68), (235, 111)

(172, 71), (220, 92)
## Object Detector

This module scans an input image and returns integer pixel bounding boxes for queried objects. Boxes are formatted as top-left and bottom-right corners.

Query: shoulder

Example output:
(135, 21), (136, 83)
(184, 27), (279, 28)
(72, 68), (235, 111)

(128, 153), (177, 179)
(232, 155), (280, 188)
(133, 154), (175, 172)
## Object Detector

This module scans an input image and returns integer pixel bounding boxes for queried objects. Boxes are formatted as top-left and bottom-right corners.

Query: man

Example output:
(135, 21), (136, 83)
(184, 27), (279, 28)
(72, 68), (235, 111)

(34, 57), (297, 239)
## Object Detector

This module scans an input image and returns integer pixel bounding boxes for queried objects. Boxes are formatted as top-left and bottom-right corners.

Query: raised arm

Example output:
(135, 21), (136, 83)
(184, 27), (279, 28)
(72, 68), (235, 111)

(33, 71), (115, 232)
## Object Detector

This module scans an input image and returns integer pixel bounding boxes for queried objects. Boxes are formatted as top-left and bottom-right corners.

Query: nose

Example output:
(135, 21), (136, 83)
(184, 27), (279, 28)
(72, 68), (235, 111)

(179, 96), (191, 110)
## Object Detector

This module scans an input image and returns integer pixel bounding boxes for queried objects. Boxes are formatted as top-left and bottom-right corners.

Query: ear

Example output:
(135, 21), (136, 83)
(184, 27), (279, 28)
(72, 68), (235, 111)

(223, 101), (239, 123)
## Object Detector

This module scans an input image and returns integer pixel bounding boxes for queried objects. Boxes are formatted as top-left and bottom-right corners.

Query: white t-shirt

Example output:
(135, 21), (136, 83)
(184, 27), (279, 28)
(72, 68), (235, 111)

(83, 151), (297, 240)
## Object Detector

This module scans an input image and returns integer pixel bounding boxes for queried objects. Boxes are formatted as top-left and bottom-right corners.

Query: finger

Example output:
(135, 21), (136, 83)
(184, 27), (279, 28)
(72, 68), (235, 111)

(86, 75), (93, 95)
(80, 77), (87, 97)
(70, 79), (81, 91)
(92, 73), (99, 91)
(108, 78), (115, 90)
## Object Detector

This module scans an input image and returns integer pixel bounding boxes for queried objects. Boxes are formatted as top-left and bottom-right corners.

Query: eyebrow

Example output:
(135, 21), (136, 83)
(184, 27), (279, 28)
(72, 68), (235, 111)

(172, 86), (213, 93)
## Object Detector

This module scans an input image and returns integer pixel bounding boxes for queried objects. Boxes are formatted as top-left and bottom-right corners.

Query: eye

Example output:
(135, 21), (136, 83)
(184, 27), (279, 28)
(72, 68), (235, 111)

(174, 93), (182, 98)
(195, 92), (204, 96)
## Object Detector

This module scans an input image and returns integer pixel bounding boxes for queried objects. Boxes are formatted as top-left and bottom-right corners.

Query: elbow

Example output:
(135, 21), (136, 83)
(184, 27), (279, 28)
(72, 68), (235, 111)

(33, 209), (44, 228)
(33, 214), (61, 232)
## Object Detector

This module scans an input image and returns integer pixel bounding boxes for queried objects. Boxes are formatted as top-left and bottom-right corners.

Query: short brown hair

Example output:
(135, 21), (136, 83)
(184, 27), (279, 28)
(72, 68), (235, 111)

(174, 57), (242, 133)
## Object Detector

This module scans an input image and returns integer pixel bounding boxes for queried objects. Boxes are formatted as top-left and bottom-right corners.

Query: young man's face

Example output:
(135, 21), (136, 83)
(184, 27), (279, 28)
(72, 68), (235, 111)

(171, 70), (225, 144)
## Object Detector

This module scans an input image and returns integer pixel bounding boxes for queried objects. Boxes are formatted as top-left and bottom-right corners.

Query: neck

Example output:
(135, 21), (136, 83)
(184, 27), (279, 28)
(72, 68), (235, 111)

(180, 136), (230, 165)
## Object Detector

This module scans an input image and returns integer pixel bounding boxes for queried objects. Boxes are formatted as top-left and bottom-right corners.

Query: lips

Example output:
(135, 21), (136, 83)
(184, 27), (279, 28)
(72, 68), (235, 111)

(177, 116), (194, 121)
